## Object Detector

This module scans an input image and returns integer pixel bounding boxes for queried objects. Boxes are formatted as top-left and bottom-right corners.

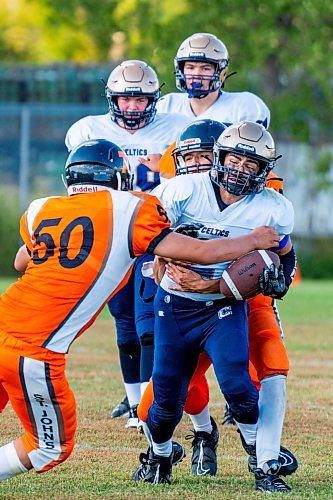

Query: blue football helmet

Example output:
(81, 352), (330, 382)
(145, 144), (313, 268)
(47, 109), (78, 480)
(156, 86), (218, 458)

(65, 139), (133, 191)
(173, 119), (227, 174)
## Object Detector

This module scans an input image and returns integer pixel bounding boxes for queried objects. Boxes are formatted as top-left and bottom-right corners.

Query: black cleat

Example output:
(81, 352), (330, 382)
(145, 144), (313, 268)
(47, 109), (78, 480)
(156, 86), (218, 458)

(142, 448), (173, 485)
(255, 461), (292, 493)
(239, 432), (298, 477)
(125, 404), (139, 429)
(276, 445), (299, 476)
(110, 395), (130, 418)
(222, 403), (236, 426)
(132, 441), (185, 481)
(186, 416), (219, 476)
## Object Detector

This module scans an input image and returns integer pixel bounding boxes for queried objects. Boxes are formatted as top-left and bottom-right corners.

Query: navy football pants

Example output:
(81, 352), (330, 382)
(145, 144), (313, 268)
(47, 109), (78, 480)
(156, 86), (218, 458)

(107, 254), (156, 383)
(147, 287), (259, 444)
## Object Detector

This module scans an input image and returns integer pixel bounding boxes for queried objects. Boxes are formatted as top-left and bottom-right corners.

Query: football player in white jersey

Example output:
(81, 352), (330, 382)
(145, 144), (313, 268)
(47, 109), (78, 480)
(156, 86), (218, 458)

(133, 120), (298, 487)
(65, 60), (190, 428)
(156, 33), (270, 127)
(66, 60), (190, 191)
(154, 33), (298, 489)
(136, 122), (296, 493)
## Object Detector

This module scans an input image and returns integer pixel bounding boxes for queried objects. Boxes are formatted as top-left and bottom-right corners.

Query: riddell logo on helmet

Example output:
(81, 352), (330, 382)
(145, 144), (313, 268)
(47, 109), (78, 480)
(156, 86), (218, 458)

(181, 138), (201, 146)
(72, 186), (99, 193)
(125, 86), (142, 92)
(189, 52), (205, 57)
(236, 143), (256, 152)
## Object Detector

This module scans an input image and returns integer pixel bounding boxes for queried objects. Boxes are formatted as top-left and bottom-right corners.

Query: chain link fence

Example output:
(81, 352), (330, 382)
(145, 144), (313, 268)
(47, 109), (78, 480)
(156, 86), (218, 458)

(0, 102), (333, 237)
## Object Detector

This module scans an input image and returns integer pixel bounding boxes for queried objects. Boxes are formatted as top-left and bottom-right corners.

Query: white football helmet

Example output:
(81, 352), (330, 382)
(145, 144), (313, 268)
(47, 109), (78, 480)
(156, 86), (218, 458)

(211, 121), (278, 195)
(174, 33), (229, 98)
(105, 60), (161, 129)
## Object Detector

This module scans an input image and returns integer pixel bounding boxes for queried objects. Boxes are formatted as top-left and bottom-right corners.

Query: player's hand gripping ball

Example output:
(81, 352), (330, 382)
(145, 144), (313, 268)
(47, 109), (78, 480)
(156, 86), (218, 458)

(219, 250), (280, 300)
(259, 262), (289, 299)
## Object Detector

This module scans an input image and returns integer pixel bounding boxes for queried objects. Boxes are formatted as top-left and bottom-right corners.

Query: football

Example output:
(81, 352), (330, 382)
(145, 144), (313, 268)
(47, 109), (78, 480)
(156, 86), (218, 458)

(220, 250), (280, 300)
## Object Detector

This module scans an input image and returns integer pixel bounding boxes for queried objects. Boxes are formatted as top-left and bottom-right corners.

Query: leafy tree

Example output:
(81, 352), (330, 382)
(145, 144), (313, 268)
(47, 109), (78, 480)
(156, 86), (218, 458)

(1, 0), (333, 141)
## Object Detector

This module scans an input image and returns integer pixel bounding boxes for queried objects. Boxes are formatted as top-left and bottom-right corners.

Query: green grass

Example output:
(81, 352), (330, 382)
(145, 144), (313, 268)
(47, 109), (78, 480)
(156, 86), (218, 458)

(0, 279), (332, 498)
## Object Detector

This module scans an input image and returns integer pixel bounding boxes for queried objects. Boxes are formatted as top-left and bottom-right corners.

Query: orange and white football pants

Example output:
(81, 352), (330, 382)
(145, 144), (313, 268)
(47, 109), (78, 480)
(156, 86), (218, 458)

(138, 294), (289, 420)
(0, 331), (76, 473)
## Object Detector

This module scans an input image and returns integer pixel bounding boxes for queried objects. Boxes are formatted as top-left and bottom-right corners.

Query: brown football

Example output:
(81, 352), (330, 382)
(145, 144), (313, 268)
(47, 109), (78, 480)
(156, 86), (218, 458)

(220, 250), (280, 300)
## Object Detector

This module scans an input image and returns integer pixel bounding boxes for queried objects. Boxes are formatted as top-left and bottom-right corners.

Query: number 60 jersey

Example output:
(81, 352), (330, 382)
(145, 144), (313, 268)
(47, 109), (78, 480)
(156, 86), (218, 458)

(0, 187), (170, 353)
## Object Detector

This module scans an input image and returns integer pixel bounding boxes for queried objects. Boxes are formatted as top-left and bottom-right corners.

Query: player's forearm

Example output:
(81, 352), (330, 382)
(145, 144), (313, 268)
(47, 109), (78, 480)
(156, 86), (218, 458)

(189, 231), (279, 265)
(154, 227), (279, 265)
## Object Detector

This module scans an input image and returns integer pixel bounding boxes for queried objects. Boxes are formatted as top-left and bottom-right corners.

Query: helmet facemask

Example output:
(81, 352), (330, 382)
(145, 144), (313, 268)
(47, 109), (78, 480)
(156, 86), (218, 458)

(173, 145), (214, 175)
(174, 33), (229, 99)
(65, 140), (133, 192)
(173, 119), (226, 175)
(211, 121), (277, 196)
(105, 90), (160, 130)
(211, 148), (274, 196)
(105, 60), (161, 130)
(175, 59), (228, 99)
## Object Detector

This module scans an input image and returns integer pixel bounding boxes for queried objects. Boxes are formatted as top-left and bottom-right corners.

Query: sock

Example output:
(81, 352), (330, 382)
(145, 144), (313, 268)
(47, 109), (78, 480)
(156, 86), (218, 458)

(256, 375), (286, 470)
(188, 404), (212, 433)
(152, 439), (172, 457)
(124, 382), (141, 407)
(141, 421), (153, 447)
(0, 442), (29, 481)
(140, 381), (149, 398)
(235, 421), (258, 445)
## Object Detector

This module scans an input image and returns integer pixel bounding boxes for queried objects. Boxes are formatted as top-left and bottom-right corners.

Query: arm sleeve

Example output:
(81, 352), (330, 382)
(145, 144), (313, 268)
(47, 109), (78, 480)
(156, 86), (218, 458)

(130, 195), (172, 257)
(280, 246), (297, 286)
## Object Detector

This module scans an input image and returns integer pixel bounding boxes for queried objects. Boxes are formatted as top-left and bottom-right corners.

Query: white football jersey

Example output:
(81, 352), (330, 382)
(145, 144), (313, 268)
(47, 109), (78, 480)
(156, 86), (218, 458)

(152, 172), (293, 301)
(65, 112), (190, 191)
(156, 91), (270, 128)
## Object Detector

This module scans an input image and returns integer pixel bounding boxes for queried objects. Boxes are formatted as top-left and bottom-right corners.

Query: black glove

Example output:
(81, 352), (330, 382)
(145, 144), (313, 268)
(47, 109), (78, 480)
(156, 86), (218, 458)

(173, 222), (204, 239)
(259, 264), (289, 299)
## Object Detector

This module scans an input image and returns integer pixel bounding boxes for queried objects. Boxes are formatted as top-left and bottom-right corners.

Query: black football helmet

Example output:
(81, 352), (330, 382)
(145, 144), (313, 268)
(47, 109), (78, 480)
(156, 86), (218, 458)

(65, 139), (133, 191)
(211, 121), (278, 195)
(173, 119), (227, 175)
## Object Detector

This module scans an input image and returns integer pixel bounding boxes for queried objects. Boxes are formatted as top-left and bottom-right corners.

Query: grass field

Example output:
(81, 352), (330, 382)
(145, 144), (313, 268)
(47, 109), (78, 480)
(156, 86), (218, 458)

(0, 279), (332, 498)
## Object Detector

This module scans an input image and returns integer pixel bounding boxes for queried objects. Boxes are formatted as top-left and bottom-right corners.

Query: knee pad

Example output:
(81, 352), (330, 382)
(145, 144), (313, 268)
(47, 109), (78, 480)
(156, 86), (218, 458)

(251, 335), (289, 381)
(118, 342), (140, 357)
(140, 333), (154, 347)
(224, 387), (259, 424)
(147, 400), (184, 444)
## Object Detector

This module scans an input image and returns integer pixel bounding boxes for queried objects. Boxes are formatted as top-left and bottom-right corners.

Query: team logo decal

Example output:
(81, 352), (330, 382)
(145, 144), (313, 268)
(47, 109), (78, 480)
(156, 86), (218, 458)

(218, 306), (232, 319)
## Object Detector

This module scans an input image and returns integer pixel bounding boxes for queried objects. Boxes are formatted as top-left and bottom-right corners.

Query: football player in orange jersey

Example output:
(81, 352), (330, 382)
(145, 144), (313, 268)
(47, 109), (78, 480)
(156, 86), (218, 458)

(0, 138), (278, 481)
(134, 121), (298, 492)
(66, 60), (191, 427)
